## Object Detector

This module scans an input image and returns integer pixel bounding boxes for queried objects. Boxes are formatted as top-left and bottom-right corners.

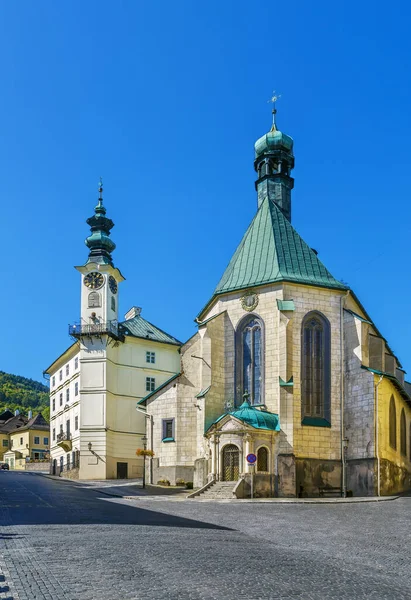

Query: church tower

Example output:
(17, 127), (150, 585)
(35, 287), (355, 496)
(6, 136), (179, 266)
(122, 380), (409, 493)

(254, 96), (294, 221)
(74, 180), (125, 333)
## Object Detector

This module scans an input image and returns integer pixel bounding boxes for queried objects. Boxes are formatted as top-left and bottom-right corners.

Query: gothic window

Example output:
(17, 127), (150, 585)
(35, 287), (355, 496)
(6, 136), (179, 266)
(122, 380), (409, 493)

(88, 292), (101, 308)
(236, 315), (264, 406)
(400, 408), (406, 456)
(301, 312), (331, 425)
(257, 447), (268, 472)
(389, 396), (396, 450)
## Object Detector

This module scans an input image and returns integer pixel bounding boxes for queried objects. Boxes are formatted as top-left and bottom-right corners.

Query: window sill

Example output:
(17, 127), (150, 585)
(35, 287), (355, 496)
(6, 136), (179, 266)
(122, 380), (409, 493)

(301, 417), (331, 428)
(162, 437), (175, 443)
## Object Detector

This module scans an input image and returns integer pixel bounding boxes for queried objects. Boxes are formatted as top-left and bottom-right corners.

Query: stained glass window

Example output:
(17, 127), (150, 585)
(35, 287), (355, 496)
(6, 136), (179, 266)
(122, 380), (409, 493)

(236, 316), (264, 406)
(301, 312), (331, 423)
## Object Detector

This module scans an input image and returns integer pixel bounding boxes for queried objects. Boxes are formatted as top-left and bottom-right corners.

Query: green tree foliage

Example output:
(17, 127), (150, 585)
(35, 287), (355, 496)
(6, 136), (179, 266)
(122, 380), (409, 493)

(0, 371), (49, 422)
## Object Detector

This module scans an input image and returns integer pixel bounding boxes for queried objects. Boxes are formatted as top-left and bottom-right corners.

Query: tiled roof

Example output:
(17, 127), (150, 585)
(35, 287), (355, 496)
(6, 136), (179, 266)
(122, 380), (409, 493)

(121, 315), (181, 346)
(214, 197), (347, 295)
(7, 413), (49, 433)
(0, 414), (28, 433)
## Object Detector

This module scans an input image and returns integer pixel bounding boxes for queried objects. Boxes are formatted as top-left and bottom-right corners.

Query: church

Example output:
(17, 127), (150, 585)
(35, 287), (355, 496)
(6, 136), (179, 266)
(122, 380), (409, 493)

(139, 105), (411, 498)
(46, 106), (411, 497)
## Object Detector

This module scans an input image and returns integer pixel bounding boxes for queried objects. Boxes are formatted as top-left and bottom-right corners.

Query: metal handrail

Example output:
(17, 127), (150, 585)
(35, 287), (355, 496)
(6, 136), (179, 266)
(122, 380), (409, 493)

(69, 321), (120, 338)
(57, 432), (72, 443)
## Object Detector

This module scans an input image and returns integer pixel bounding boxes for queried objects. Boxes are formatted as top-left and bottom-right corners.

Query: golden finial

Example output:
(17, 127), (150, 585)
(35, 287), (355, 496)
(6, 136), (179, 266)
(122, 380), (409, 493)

(268, 91), (281, 131)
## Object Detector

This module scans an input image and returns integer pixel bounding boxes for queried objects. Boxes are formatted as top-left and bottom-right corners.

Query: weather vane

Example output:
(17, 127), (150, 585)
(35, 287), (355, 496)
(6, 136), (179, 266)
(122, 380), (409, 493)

(98, 177), (103, 200)
(268, 91), (281, 129)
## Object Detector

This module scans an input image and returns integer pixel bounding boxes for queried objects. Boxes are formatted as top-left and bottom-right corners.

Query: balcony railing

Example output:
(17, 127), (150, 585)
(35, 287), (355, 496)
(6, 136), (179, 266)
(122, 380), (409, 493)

(69, 321), (124, 341)
(56, 431), (72, 452)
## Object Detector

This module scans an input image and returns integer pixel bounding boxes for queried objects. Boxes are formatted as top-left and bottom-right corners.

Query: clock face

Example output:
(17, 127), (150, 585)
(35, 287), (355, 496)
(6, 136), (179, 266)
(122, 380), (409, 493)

(84, 272), (104, 290)
(109, 276), (118, 294)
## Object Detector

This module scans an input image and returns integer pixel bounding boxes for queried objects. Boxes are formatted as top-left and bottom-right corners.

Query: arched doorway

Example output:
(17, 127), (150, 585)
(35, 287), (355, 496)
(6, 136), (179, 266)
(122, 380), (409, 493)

(222, 444), (240, 481)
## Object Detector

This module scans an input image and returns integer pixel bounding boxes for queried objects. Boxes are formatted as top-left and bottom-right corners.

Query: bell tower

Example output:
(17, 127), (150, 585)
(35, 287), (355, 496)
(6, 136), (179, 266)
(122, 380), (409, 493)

(254, 94), (294, 221)
(72, 180), (125, 337)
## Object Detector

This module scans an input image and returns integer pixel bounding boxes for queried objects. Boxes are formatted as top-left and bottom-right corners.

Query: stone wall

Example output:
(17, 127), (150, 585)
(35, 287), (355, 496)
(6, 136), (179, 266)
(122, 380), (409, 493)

(296, 458), (341, 497)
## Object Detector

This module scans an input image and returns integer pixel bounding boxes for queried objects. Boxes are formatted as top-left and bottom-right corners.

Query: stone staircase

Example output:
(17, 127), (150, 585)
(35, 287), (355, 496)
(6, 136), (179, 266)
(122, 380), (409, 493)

(195, 481), (236, 500)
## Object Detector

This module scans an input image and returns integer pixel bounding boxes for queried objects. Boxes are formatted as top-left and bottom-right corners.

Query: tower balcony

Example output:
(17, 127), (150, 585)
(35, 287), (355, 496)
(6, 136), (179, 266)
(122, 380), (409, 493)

(69, 321), (124, 342)
(57, 432), (72, 452)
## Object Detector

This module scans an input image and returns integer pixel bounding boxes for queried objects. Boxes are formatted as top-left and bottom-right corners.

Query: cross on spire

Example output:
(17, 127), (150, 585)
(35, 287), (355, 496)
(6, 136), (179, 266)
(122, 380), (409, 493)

(268, 91), (281, 130)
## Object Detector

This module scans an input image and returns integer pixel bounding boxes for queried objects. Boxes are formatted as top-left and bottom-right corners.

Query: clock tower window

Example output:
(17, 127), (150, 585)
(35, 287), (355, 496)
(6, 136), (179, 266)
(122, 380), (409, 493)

(88, 292), (101, 308)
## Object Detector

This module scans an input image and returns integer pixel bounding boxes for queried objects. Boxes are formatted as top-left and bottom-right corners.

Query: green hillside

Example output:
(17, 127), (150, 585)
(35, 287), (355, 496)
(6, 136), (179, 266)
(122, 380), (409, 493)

(0, 371), (49, 422)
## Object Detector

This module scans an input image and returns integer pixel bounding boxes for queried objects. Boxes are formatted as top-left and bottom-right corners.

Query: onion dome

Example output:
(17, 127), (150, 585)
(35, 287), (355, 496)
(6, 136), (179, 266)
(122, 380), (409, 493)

(254, 93), (293, 158)
(85, 179), (116, 266)
(254, 125), (293, 158)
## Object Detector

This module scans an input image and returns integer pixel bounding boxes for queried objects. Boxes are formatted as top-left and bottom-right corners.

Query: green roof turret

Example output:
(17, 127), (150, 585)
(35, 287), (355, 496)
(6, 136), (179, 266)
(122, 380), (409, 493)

(254, 93), (294, 221)
(84, 179), (116, 266)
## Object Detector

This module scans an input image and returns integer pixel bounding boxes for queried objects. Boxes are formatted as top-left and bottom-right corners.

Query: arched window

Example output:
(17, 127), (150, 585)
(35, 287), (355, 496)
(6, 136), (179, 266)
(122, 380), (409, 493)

(400, 409), (406, 456)
(88, 291), (101, 308)
(301, 312), (331, 425)
(257, 447), (268, 472)
(389, 396), (397, 450)
(235, 315), (264, 406)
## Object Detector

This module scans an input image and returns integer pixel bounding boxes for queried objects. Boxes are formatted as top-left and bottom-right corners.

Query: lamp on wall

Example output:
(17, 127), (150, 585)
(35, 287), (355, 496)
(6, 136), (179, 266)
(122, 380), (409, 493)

(88, 442), (92, 452)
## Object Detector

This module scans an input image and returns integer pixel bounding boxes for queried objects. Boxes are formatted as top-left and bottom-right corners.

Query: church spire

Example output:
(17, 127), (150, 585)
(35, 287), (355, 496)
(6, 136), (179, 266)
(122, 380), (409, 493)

(254, 95), (294, 221)
(84, 179), (116, 266)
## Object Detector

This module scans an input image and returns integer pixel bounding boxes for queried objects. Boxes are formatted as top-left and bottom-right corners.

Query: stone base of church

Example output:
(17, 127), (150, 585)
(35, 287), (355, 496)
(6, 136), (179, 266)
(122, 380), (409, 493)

(235, 474), (276, 498)
(151, 459), (194, 486)
(346, 458), (376, 496)
(296, 457), (342, 498)
(379, 458), (411, 496)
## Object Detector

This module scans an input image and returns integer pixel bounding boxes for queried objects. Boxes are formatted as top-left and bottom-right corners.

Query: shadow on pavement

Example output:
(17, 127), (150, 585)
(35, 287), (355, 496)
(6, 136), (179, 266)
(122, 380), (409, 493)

(0, 474), (231, 531)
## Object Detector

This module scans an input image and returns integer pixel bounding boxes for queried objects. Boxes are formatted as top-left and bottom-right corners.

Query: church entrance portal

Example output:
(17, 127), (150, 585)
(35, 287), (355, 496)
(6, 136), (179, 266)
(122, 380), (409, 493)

(222, 445), (240, 481)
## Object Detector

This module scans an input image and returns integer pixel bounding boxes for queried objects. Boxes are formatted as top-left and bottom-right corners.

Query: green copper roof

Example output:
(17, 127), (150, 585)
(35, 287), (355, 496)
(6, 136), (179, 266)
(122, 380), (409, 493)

(214, 197), (347, 296)
(209, 400), (280, 432)
(254, 127), (293, 158)
(121, 314), (182, 346)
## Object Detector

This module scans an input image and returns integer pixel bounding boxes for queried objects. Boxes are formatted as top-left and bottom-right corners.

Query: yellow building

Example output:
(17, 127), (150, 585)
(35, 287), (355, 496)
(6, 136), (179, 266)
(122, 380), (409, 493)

(0, 410), (50, 469)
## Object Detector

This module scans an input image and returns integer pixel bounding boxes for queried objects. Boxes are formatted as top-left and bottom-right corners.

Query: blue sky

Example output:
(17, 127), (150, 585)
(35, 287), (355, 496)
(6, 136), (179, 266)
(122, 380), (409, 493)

(1, 1), (410, 382)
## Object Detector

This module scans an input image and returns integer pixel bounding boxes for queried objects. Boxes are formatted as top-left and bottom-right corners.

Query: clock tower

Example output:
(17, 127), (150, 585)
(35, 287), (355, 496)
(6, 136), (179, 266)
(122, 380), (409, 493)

(74, 180), (125, 333)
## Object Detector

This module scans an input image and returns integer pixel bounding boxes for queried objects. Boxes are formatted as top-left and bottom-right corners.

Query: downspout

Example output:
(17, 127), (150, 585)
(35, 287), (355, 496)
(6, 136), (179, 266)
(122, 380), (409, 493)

(375, 375), (384, 496)
(340, 291), (350, 497)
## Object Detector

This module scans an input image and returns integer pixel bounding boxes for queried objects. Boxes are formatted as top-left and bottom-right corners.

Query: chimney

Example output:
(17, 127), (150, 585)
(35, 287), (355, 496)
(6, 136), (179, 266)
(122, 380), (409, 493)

(125, 306), (142, 320)
(28, 410), (33, 419)
(14, 409), (20, 416)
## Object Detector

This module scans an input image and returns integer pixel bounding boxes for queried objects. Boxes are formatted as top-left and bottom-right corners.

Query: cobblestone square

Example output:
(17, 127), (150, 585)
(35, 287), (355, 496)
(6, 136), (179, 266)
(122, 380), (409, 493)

(0, 472), (410, 599)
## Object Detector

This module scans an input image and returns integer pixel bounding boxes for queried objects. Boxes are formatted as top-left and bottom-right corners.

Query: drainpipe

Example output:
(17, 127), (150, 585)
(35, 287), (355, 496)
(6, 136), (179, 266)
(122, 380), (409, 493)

(340, 291), (349, 497)
(375, 375), (384, 496)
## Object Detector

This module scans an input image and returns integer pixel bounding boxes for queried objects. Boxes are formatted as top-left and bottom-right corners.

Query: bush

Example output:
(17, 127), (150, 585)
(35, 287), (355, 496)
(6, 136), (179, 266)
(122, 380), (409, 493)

(175, 478), (186, 486)
(186, 481), (193, 490)
(157, 478), (170, 486)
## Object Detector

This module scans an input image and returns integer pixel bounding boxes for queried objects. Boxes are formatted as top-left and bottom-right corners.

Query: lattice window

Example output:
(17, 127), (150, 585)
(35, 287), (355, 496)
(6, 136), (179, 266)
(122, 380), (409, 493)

(389, 396), (397, 450)
(257, 447), (268, 472)
(400, 408), (406, 456)
(301, 312), (331, 423)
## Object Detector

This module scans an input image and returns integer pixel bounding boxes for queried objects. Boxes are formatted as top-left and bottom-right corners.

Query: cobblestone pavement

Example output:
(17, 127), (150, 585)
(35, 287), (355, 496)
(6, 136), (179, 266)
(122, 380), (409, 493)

(0, 472), (410, 600)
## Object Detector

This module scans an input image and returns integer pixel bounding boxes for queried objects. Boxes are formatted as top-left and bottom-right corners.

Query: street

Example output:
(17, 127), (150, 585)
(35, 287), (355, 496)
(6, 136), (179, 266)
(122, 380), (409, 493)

(0, 472), (410, 600)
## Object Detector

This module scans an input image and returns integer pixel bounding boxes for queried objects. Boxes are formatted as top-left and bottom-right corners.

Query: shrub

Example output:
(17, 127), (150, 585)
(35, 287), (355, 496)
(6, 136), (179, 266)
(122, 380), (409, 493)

(157, 478), (170, 486)
(175, 478), (186, 486)
(186, 481), (193, 490)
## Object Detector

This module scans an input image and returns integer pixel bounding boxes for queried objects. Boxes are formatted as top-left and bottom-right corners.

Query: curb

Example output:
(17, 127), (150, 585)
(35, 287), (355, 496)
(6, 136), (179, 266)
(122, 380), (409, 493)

(36, 474), (400, 504)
